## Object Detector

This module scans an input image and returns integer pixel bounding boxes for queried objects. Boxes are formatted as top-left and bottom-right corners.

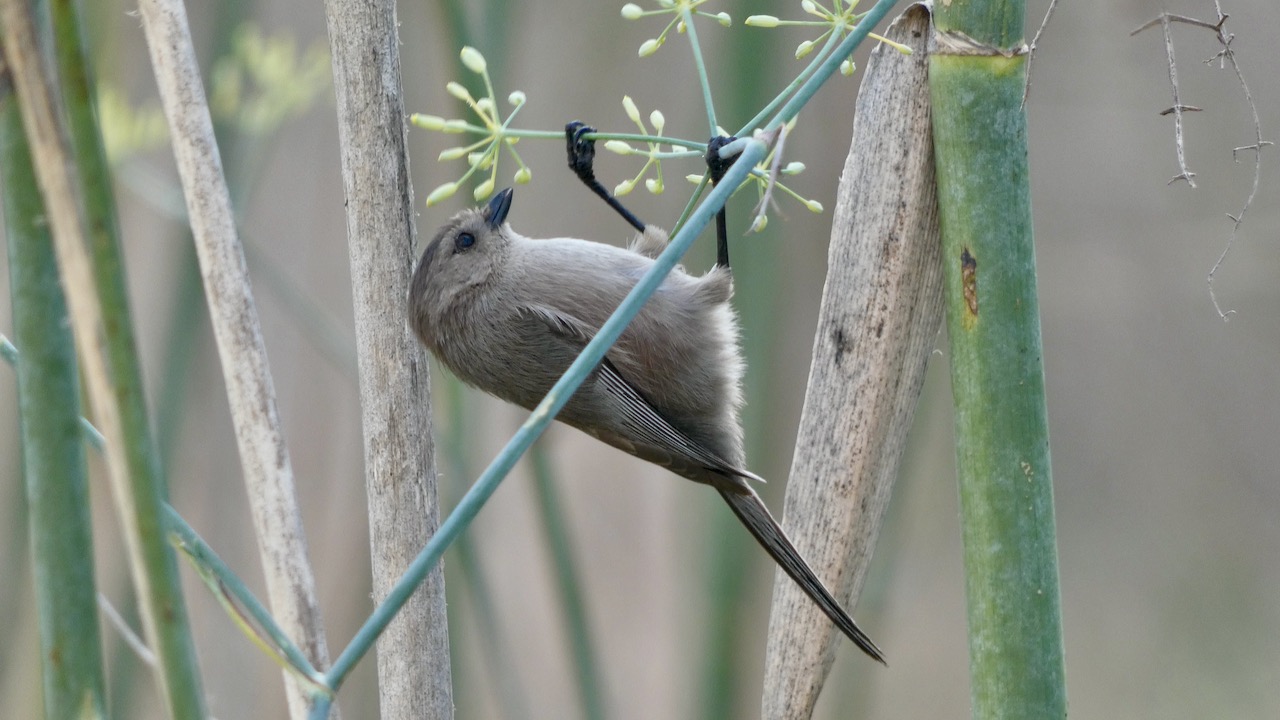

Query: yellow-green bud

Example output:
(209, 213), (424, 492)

(645, 178), (663, 194)
(614, 179), (636, 196)
(426, 182), (458, 206)
(604, 140), (633, 155)
(795, 40), (815, 59)
(508, 90), (527, 106)
(714, 12), (731, 26)
(446, 82), (471, 101)
(460, 47), (487, 74)
(442, 119), (469, 133)
(801, 0), (818, 16)
(412, 114), (447, 130)
(649, 110), (665, 134)
(805, 199), (824, 213)
(473, 178), (495, 201)
(638, 38), (661, 57)
(840, 59), (855, 76)
(514, 166), (532, 184)
(745, 14), (779, 27)
(783, 161), (806, 174)
(622, 96), (641, 124)
(439, 146), (469, 161)
(749, 214), (768, 232)
(620, 3), (643, 19)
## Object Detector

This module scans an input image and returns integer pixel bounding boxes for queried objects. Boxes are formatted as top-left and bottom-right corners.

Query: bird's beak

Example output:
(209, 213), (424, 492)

(486, 187), (513, 229)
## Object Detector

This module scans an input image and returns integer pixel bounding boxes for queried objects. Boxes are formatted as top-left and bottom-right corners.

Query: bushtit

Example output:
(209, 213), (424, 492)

(408, 187), (885, 664)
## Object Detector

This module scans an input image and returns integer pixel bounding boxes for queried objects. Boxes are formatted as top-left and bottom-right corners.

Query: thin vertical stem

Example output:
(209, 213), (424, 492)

(2, 64), (108, 719)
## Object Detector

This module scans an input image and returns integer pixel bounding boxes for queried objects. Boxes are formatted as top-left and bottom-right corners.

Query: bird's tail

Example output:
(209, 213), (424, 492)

(717, 486), (886, 665)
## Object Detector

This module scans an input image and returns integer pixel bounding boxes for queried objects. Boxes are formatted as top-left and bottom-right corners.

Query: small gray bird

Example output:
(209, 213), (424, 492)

(409, 187), (884, 664)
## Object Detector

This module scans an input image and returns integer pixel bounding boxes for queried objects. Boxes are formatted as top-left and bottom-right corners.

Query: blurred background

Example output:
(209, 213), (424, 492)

(2, 0), (1278, 717)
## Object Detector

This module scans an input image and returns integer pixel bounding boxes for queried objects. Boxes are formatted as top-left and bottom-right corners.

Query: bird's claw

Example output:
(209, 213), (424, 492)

(704, 134), (739, 185)
(565, 121), (598, 183)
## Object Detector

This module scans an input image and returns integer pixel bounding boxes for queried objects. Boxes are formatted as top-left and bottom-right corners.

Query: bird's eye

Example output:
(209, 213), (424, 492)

(454, 232), (476, 252)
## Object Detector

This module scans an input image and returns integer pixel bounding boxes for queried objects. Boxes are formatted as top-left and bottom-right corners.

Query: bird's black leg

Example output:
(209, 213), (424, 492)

(565, 121), (646, 233)
(705, 134), (739, 271)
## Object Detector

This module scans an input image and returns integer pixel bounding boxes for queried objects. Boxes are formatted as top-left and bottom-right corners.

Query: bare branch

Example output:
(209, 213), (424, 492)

(134, 0), (334, 715)
(1133, 4), (1273, 319)
(323, 0), (455, 715)
(1022, 0), (1061, 107)
(1133, 14), (1198, 187)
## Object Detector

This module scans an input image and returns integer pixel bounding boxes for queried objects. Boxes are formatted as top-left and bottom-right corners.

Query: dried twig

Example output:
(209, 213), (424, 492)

(1132, 3), (1273, 319)
(134, 0), (334, 716)
(1022, 0), (1061, 107)
(1132, 14), (1198, 187)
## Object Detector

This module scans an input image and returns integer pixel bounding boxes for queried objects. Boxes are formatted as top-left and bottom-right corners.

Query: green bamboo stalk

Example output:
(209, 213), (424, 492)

(928, 2), (1067, 718)
(50, 0), (210, 712)
(0, 0), (208, 714)
(1, 69), (108, 720)
(3, 333), (326, 708)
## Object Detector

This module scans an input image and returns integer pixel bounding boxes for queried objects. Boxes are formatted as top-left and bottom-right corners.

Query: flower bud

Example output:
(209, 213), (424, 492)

(412, 114), (446, 130)
(649, 110), (665, 134)
(426, 182), (458, 206)
(622, 96), (641, 124)
(460, 46), (487, 74)
(446, 81), (471, 101)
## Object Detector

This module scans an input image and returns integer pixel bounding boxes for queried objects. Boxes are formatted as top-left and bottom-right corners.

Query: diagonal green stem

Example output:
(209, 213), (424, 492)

(735, 28), (843, 138)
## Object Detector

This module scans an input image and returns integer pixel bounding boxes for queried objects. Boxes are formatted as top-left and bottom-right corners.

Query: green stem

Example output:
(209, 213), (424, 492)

(3, 333), (311, 699)
(441, 375), (531, 720)
(47, 0), (208, 712)
(929, 1), (1067, 718)
(680, 7), (718, 134)
(2, 68), (108, 719)
(163, 506), (327, 690)
(530, 441), (606, 720)
(735, 28), (842, 137)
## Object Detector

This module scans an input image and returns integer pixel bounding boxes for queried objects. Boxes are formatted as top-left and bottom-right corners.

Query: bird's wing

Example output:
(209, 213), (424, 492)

(518, 302), (760, 483)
